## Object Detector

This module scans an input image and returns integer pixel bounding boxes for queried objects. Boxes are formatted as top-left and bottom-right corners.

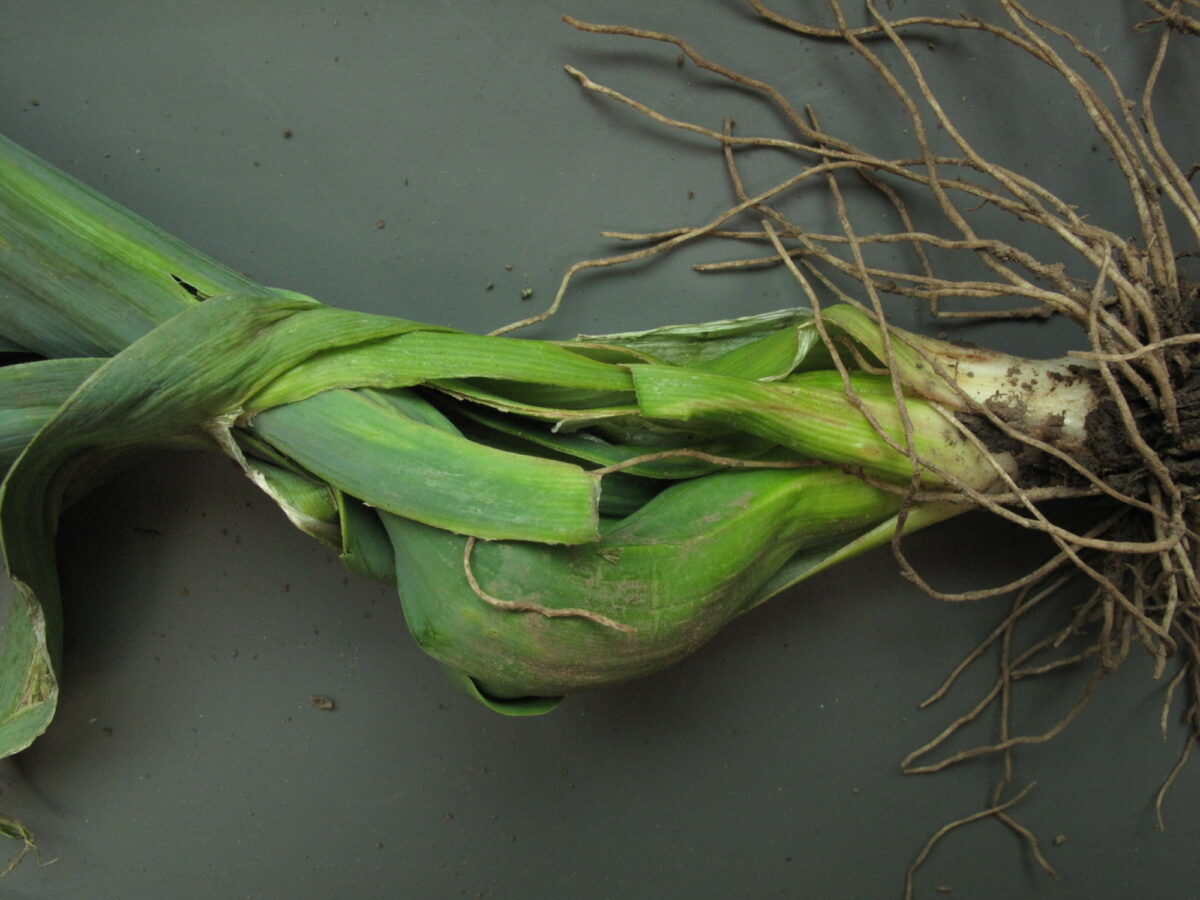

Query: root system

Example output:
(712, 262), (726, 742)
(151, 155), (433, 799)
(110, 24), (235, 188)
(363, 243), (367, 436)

(538, 1), (1200, 893)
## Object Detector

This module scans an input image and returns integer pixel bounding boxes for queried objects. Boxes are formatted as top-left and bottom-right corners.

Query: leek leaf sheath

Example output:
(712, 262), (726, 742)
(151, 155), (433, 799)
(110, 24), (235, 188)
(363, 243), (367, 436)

(0, 129), (987, 764)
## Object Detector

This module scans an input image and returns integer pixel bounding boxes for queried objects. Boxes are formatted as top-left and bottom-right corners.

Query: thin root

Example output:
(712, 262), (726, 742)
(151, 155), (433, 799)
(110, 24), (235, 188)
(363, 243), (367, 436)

(462, 536), (637, 633)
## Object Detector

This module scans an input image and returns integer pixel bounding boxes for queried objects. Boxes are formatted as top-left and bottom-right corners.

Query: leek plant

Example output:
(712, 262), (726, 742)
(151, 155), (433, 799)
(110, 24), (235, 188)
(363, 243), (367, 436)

(0, 118), (1101, 875)
(0, 1), (1197, 893)
(0, 129), (1021, 735)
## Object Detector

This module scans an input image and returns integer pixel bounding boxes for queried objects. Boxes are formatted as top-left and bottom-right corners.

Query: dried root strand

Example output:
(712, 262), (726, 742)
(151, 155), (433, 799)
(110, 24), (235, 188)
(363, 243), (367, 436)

(903, 781), (1041, 900)
(462, 536), (636, 633)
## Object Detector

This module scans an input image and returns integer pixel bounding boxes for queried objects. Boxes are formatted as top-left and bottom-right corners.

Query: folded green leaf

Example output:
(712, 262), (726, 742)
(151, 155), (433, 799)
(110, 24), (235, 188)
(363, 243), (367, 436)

(250, 387), (601, 544)
(385, 466), (902, 702)
(0, 358), (103, 471)
(631, 366), (997, 489)
(577, 308), (817, 367)
(247, 330), (633, 413)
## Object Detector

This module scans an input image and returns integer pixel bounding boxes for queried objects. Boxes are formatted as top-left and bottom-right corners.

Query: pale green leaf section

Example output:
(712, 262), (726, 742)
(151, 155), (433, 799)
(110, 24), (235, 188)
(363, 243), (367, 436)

(631, 366), (996, 489)
(745, 502), (970, 610)
(247, 331), (633, 412)
(251, 388), (600, 545)
(384, 467), (902, 703)
(576, 308), (817, 367)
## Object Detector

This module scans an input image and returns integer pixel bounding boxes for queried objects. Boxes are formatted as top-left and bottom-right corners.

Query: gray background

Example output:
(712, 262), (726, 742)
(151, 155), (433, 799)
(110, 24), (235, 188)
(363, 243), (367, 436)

(1, 1), (1199, 897)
